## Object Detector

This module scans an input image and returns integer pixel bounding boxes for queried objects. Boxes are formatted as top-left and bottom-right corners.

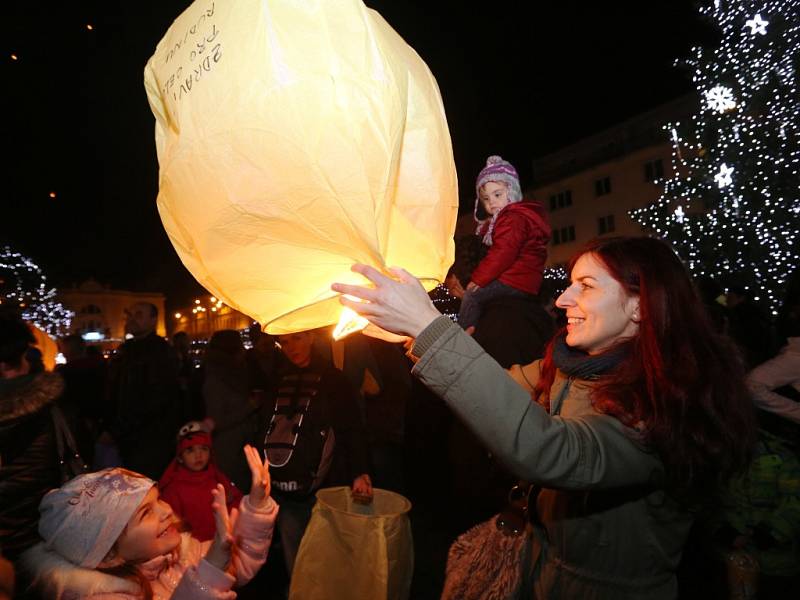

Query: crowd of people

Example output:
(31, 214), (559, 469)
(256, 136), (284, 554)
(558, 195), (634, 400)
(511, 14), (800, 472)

(1, 156), (798, 599)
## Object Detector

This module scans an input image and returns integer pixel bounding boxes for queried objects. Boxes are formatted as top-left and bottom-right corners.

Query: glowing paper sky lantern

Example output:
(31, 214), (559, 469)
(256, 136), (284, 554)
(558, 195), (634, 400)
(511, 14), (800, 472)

(144, 0), (458, 336)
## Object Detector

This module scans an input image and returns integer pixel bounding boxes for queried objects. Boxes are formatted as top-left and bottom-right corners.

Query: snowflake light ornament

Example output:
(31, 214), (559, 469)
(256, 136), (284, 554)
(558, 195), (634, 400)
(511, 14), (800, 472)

(673, 205), (686, 223)
(705, 85), (736, 112)
(745, 14), (768, 35)
(714, 163), (734, 188)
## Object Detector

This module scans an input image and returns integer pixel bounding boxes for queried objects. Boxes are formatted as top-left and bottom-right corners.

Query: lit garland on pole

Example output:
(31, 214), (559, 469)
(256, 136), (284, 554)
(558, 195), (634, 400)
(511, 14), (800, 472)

(0, 247), (73, 337)
(632, 0), (800, 315)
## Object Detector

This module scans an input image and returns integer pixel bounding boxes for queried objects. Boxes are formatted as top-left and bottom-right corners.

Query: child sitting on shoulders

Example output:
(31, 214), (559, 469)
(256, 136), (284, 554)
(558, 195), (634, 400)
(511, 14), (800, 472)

(159, 419), (243, 542)
(20, 446), (277, 599)
(458, 155), (551, 330)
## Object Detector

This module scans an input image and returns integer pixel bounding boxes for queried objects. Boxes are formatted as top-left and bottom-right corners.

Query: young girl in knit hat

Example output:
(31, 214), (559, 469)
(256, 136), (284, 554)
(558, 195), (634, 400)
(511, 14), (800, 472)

(20, 445), (277, 599)
(159, 419), (243, 542)
(457, 155), (551, 330)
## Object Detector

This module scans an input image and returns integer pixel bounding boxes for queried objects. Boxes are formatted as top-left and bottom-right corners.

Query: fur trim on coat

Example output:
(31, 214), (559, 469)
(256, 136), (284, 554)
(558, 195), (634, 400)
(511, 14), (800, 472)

(0, 372), (63, 424)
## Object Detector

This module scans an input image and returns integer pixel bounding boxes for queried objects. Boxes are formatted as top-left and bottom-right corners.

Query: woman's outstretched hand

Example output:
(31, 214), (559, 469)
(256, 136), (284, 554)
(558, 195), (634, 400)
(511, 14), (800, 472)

(244, 444), (271, 509)
(331, 265), (442, 338)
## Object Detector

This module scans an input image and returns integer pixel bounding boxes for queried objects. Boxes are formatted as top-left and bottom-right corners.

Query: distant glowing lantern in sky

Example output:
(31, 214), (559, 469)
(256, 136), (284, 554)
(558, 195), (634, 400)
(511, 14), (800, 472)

(144, 0), (458, 337)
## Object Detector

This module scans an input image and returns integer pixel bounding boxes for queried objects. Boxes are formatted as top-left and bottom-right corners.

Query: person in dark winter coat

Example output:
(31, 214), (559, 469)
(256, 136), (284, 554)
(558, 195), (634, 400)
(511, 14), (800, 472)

(440, 232), (557, 531)
(458, 155), (550, 330)
(201, 329), (261, 491)
(0, 311), (62, 561)
(262, 329), (371, 576)
(105, 302), (183, 480)
(56, 334), (107, 464)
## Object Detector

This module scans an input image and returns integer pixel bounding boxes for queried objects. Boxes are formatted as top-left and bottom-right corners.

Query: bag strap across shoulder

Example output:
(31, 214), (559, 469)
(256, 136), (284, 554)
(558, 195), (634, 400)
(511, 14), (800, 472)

(50, 404), (87, 476)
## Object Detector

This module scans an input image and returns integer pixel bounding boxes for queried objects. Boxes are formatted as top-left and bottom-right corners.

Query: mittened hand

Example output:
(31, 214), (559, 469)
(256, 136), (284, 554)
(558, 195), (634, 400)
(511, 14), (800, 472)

(244, 444), (272, 509)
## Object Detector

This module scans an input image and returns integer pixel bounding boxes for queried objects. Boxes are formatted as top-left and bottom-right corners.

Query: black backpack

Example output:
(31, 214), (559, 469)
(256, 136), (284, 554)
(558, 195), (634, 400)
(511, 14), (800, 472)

(262, 371), (335, 497)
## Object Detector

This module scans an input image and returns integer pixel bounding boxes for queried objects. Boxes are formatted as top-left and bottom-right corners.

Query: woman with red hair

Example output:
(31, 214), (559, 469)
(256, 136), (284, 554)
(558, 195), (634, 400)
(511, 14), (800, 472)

(333, 236), (756, 599)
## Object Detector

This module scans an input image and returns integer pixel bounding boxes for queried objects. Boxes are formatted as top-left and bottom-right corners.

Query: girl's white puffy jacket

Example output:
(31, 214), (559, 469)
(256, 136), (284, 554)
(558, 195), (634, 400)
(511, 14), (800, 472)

(21, 495), (277, 599)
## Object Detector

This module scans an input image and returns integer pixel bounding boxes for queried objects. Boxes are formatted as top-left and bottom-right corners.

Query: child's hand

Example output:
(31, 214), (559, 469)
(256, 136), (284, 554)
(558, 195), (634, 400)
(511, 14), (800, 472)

(206, 484), (238, 571)
(244, 445), (271, 509)
(445, 274), (465, 299)
(351, 473), (373, 503)
(466, 281), (480, 292)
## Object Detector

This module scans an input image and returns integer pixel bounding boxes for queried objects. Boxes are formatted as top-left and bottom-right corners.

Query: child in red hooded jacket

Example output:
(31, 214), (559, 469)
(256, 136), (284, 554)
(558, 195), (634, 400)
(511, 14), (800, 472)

(457, 155), (551, 330)
(159, 419), (243, 541)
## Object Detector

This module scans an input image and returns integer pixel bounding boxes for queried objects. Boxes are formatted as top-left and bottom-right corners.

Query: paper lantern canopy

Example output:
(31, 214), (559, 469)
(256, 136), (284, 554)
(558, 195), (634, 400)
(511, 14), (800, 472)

(144, 0), (458, 335)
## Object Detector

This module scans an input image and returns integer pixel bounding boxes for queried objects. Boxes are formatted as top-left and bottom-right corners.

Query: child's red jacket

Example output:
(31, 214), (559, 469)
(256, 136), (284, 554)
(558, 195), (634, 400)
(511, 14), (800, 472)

(159, 461), (243, 541)
(471, 200), (551, 295)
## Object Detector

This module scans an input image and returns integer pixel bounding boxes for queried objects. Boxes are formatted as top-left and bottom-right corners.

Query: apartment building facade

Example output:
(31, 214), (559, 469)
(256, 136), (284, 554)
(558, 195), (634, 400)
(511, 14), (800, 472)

(528, 94), (697, 267)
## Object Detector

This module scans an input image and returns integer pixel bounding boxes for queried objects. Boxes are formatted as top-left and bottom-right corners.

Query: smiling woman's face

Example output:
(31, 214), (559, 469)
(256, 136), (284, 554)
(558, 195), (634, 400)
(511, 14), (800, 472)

(114, 487), (181, 562)
(555, 252), (640, 355)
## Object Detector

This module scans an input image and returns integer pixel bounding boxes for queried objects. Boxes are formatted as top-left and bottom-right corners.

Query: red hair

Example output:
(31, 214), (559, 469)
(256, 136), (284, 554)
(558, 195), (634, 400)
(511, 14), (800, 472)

(534, 237), (756, 494)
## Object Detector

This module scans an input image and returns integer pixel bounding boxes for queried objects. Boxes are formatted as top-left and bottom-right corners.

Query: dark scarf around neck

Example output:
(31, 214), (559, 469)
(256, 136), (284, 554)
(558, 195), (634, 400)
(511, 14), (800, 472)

(551, 334), (628, 380)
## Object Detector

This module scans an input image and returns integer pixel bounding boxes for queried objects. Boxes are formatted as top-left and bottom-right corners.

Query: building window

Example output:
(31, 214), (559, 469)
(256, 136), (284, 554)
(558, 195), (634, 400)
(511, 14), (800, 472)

(597, 214), (616, 235)
(552, 225), (576, 245)
(549, 190), (572, 211)
(594, 177), (611, 196)
(644, 159), (664, 182)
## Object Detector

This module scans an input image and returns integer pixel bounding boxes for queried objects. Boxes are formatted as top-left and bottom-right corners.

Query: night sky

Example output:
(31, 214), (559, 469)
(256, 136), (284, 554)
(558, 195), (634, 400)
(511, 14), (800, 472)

(3, 1), (716, 309)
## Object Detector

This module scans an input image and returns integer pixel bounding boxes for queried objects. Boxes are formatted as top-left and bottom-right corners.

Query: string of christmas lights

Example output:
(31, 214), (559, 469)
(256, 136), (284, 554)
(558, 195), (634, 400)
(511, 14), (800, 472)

(430, 283), (460, 321)
(631, 0), (799, 316)
(0, 247), (73, 337)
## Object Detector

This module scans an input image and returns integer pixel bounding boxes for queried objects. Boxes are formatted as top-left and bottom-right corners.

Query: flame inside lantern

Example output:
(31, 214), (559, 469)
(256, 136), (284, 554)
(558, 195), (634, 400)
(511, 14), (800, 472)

(332, 300), (370, 341)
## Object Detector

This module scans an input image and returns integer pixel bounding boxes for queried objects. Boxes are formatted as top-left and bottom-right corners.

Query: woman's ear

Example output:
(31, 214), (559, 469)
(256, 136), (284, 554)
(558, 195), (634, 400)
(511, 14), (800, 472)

(629, 297), (641, 323)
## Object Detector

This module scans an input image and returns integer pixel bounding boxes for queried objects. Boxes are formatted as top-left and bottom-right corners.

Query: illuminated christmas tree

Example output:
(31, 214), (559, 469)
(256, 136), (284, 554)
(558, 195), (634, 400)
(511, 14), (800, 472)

(0, 247), (73, 337)
(632, 0), (800, 315)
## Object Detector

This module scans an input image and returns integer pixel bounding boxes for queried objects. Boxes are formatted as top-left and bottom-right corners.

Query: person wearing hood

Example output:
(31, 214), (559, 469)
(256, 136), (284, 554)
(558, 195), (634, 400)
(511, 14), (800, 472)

(0, 310), (62, 562)
(458, 155), (551, 330)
